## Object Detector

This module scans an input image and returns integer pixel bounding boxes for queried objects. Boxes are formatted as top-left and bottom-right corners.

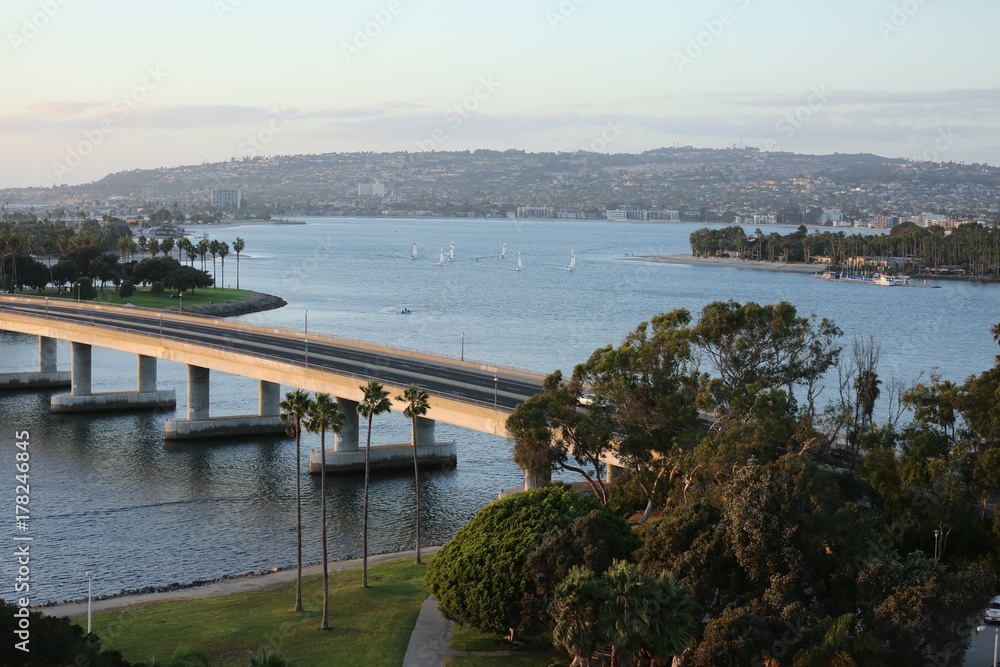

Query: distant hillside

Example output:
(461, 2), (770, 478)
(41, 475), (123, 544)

(2, 147), (998, 220)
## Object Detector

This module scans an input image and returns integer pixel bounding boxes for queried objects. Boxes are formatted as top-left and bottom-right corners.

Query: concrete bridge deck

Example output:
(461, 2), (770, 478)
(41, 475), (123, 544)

(0, 295), (545, 437)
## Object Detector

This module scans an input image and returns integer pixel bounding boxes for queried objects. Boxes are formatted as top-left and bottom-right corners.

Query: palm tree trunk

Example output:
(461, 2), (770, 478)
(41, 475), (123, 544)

(411, 416), (421, 564)
(363, 415), (372, 587)
(320, 428), (329, 629)
(294, 422), (303, 612)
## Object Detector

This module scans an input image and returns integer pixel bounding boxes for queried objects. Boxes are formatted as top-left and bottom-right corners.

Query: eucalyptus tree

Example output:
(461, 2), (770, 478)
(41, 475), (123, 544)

(305, 392), (344, 629)
(357, 380), (392, 587)
(396, 384), (430, 563)
(279, 388), (312, 612)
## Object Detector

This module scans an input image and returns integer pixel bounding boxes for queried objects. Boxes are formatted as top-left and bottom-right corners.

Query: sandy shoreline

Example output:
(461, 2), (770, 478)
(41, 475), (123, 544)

(625, 254), (822, 273)
(45, 546), (442, 618)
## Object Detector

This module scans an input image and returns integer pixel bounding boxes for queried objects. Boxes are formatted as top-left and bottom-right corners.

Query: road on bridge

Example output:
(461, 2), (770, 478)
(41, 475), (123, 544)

(0, 298), (546, 413)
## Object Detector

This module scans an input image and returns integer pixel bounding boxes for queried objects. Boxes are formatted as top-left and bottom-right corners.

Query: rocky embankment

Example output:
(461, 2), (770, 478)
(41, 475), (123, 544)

(180, 291), (287, 317)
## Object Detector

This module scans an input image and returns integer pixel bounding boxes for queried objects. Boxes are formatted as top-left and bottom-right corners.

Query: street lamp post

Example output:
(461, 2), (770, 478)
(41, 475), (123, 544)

(493, 375), (498, 408)
(461, 332), (465, 362)
(44, 296), (49, 318)
(933, 529), (940, 560)
(158, 313), (163, 338)
(85, 570), (92, 635)
(179, 292), (183, 313)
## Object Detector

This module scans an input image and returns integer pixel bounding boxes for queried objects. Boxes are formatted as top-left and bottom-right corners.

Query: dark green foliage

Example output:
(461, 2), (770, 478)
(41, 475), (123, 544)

(521, 509), (639, 633)
(0, 600), (138, 666)
(426, 485), (625, 637)
(164, 266), (213, 293)
(636, 501), (735, 611)
(131, 256), (183, 286)
(118, 280), (135, 299)
(72, 276), (97, 300)
(856, 552), (994, 665)
(150, 281), (165, 298)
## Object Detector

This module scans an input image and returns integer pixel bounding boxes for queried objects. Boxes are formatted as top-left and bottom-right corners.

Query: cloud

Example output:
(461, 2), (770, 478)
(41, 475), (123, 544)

(732, 88), (1000, 108)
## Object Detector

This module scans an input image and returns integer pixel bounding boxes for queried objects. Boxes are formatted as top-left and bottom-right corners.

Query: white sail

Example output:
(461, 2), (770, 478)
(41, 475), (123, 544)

(437, 248), (444, 266)
(410, 243), (417, 260)
(514, 252), (521, 271)
(567, 249), (576, 271)
(500, 242), (506, 259)
(447, 241), (455, 262)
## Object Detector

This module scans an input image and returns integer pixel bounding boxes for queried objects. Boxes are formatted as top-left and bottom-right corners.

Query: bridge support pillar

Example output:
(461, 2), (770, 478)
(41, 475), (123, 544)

(334, 398), (360, 452)
(137, 355), (158, 393)
(71, 342), (92, 396)
(0, 336), (70, 390)
(414, 416), (435, 447)
(51, 344), (175, 413)
(259, 381), (280, 417)
(39, 336), (57, 373)
(164, 368), (284, 440)
(187, 365), (210, 421)
(605, 463), (625, 484)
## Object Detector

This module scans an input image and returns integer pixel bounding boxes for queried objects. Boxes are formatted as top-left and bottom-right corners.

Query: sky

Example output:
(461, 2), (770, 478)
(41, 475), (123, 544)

(1, 0), (999, 188)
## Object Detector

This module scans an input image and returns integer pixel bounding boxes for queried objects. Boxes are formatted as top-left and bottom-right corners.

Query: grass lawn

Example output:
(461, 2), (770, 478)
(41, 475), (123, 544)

(446, 657), (560, 667)
(449, 624), (551, 653)
(78, 560), (430, 667)
(41, 286), (254, 310)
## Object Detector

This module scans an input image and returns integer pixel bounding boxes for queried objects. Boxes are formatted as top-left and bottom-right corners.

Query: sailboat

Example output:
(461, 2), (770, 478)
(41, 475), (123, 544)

(447, 241), (455, 262)
(567, 249), (576, 271)
(514, 252), (522, 271)
(410, 243), (417, 260)
(499, 242), (507, 259)
(436, 248), (444, 266)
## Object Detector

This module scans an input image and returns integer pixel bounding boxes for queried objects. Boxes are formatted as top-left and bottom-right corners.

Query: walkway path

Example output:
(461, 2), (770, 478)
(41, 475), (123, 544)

(47, 547), (442, 618)
(402, 596), (557, 667)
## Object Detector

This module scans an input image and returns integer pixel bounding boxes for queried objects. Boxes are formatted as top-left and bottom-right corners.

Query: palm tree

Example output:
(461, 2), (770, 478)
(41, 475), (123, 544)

(233, 237), (245, 289)
(279, 388), (311, 612)
(209, 239), (220, 287)
(218, 241), (229, 289)
(149, 237), (161, 258)
(137, 235), (148, 259)
(305, 392), (344, 630)
(197, 238), (209, 271)
(160, 236), (175, 259)
(357, 380), (392, 587)
(396, 385), (430, 564)
(116, 236), (132, 262)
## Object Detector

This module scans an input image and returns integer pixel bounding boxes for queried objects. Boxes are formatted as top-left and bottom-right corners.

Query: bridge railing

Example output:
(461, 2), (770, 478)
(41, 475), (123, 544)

(0, 293), (544, 379)
(1, 296), (521, 413)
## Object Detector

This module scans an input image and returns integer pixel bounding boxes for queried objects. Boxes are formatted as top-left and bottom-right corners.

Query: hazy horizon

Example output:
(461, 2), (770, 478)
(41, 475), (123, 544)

(2, 0), (998, 188)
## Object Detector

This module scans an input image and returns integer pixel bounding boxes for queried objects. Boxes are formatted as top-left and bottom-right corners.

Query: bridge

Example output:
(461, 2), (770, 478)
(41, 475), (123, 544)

(0, 295), (547, 474)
